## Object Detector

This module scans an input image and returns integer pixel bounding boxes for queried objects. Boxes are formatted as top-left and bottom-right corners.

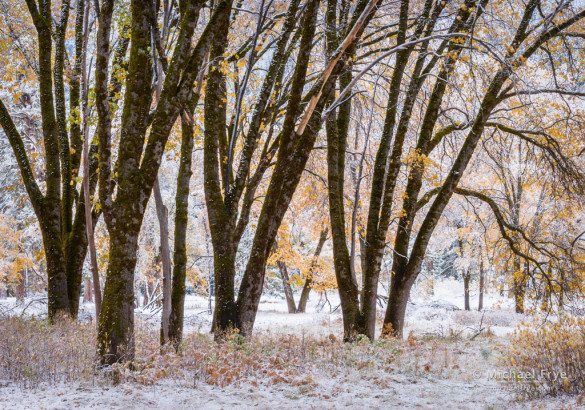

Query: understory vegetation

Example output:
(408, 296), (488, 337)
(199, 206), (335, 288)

(0, 315), (484, 388)
(1, 312), (584, 402)
(502, 315), (585, 399)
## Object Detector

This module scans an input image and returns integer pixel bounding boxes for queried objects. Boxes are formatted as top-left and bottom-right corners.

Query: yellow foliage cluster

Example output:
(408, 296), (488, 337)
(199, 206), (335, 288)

(0, 215), (42, 290)
(268, 225), (336, 292)
(186, 265), (208, 296)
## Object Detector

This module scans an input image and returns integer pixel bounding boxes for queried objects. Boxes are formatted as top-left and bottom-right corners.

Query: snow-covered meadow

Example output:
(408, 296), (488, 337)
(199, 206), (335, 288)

(0, 279), (582, 409)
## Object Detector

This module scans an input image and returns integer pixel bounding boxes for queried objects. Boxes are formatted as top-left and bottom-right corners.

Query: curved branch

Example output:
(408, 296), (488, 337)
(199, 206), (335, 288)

(453, 187), (550, 271)
(0, 98), (43, 212)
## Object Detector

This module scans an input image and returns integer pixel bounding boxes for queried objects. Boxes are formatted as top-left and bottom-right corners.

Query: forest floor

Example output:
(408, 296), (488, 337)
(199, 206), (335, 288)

(0, 279), (583, 409)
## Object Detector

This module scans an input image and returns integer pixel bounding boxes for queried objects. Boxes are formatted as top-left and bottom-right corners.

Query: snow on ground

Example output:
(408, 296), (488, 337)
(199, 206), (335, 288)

(0, 279), (580, 409)
(0, 373), (546, 409)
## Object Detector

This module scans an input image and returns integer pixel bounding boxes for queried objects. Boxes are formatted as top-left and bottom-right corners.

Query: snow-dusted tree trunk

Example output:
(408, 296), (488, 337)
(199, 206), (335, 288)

(96, 0), (231, 364)
(0, 0), (101, 320)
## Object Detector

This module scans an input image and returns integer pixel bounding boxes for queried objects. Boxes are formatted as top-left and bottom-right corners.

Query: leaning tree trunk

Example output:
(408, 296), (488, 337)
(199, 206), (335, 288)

(297, 281), (312, 314)
(277, 261), (297, 314)
(154, 178), (172, 345)
(235, 0), (379, 338)
(297, 227), (328, 313)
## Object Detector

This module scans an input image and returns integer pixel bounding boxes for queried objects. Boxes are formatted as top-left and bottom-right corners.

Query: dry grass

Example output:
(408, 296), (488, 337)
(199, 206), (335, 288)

(501, 314), (585, 399)
(0, 316), (496, 392)
(0, 316), (96, 388)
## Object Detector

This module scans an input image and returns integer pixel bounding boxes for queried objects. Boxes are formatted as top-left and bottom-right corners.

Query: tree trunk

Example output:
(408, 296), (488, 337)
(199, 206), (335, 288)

(210, 241), (238, 337)
(142, 282), (149, 307)
(326, 106), (365, 339)
(277, 261), (297, 313)
(168, 78), (202, 349)
(297, 228), (328, 313)
(81, 4), (102, 319)
(463, 271), (471, 311)
(154, 178), (172, 345)
(297, 280), (312, 314)
(83, 277), (93, 302)
(202, 1), (239, 339)
(234, 0), (380, 338)
(383, 271), (415, 337)
(95, 0), (224, 364)
(15, 271), (25, 302)
(97, 223), (140, 365)
(478, 260), (484, 311)
(41, 224), (71, 319)
(513, 257), (524, 314)
(168, 137), (192, 346)
(205, 222), (214, 316)
(323, 1), (364, 336)
(82, 127), (101, 319)
(427, 259), (434, 296)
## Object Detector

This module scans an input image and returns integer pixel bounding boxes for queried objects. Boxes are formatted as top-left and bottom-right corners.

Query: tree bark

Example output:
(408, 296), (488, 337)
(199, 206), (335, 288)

(277, 261), (297, 313)
(383, 271), (415, 337)
(235, 0), (380, 338)
(168, 104), (198, 349)
(297, 228), (328, 313)
(83, 277), (93, 302)
(478, 260), (484, 311)
(513, 258), (526, 314)
(203, 5), (239, 337)
(297, 281), (312, 314)
(154, 178), (172, 345)
(15, 271), (25, 302)
(463, 271), (471, 311)
(96, 0), (229, 363)
(327, 89), (364, 339)
(81, 0), (101, 318)
(98, 220), (141, 364)
(97, 0), (154, 364)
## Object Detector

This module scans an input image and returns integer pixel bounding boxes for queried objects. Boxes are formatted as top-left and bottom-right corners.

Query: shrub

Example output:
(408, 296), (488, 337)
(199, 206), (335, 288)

(502, 315), (585, 398)
(0, 316), (96, 388)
